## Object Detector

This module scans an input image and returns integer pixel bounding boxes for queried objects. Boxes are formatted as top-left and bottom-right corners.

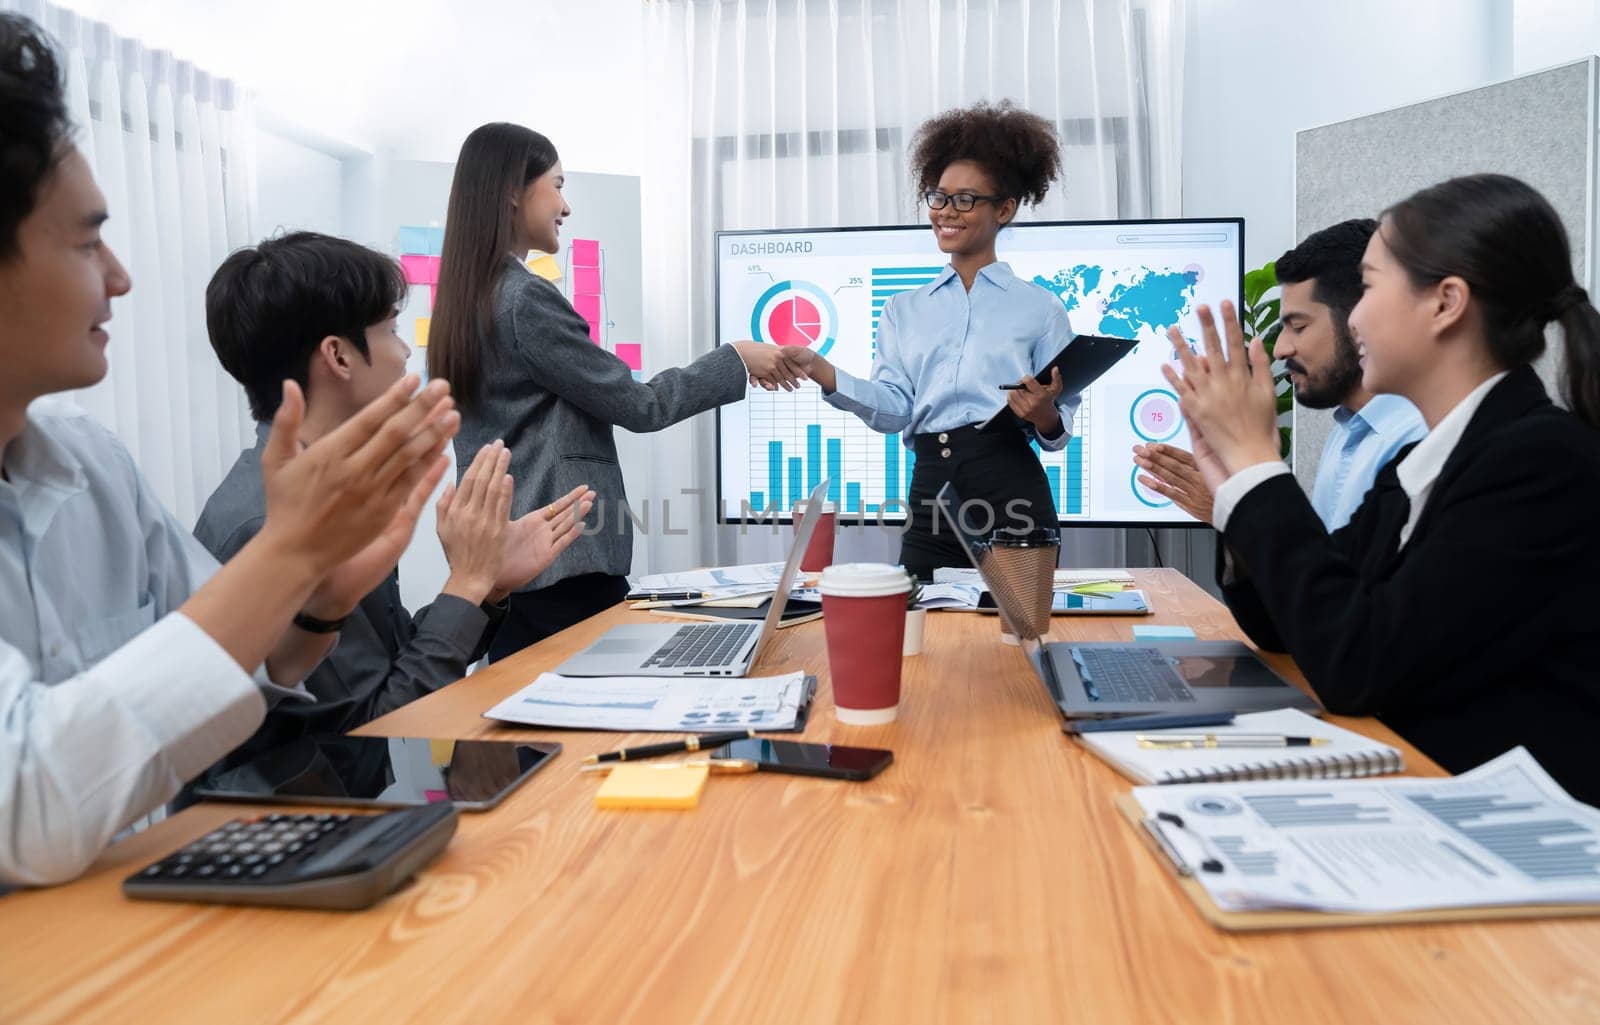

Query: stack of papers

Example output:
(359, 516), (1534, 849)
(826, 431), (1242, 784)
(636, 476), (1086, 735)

(634, 563), (791, 590)
(484, 671), (811, 732)
(1131, 747), (1600, 913)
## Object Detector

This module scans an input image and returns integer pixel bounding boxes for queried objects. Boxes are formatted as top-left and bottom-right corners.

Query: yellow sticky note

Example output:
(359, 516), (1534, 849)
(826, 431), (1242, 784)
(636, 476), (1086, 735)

(1071, 582), (1125, 594)
(415, 316), (430, 348)
(527, 251), (562, 282)
(595, 763), (709, 810)
(428, 738), (455, 765)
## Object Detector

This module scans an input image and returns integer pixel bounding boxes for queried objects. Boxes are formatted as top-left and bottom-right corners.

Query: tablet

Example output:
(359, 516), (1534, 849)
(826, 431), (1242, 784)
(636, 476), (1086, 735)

(973, 589), (1151, 616)
(194, 735), (561, 812)
(983, 334), (1140, 429)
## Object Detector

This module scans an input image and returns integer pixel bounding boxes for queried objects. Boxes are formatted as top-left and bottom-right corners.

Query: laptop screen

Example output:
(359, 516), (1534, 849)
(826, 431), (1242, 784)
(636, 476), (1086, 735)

(749, 478), (830, 664)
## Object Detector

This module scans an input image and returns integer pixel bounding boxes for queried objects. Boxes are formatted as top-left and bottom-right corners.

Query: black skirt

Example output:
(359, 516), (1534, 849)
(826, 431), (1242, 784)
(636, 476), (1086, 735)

(898, 423), (1056, 581)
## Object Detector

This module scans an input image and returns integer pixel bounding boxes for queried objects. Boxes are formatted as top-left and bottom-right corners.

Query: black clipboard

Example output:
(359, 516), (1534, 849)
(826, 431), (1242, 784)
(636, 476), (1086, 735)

(984, 334), (1139, 430)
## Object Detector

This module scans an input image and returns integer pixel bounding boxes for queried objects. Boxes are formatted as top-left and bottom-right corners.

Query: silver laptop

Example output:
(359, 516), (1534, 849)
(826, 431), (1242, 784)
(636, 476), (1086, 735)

(554, 479), (829, 677)
(933, 482), (1321, 720)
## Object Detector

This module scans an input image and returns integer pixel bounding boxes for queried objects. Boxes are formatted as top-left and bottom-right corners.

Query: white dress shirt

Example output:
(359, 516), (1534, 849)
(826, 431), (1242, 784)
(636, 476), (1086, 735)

(1213, 373), (1509, 549)
(0, 406), (267, 886)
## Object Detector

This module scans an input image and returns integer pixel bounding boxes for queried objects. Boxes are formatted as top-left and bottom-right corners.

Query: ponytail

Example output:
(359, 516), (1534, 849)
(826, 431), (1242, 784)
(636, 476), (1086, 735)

(1555, 287), (1600, 428)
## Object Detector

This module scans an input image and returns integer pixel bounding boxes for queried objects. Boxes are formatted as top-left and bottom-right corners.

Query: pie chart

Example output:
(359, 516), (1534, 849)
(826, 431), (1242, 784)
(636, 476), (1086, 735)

(749, 280), (837, 357)
(767, 296), (824, 348)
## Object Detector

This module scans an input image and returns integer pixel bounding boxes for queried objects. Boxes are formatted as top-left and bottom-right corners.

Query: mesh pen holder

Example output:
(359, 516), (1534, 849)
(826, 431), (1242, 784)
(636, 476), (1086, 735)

(980, 527), (1060, 641)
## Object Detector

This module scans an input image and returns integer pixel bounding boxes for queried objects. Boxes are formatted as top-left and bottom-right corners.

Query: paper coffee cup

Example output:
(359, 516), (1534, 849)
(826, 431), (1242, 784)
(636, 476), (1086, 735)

(983, 528), (1059, 640)
(819, 563), (910, 724)
(793, 501), (838, 573)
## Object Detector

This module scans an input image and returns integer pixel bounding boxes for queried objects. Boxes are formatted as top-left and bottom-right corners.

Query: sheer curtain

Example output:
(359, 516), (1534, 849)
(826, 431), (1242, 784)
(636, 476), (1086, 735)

(640, 0), (1213, 583)
(5, 0), (256, 528)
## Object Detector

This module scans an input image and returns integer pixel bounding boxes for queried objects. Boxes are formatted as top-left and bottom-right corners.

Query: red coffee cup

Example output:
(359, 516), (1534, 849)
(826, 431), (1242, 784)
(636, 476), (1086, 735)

(820, 563), (911, 725)
(793, 501), (837, 573)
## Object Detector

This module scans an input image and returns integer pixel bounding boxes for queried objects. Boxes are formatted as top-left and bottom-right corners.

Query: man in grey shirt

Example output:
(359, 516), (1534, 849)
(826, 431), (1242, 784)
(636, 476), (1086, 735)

(195, 233), (593, 770)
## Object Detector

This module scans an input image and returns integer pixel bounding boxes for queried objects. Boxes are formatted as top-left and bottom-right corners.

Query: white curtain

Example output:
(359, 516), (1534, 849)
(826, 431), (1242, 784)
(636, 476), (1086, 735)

(640, 0), (1212, 582)
(6, 0), (256, 528)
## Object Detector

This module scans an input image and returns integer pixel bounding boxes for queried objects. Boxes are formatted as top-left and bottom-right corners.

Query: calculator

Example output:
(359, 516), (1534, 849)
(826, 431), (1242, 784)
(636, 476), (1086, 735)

(122, 802), (459, 910)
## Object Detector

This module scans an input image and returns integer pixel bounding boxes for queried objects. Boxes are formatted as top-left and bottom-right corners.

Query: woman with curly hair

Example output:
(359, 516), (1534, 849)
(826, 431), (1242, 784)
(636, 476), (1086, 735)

(781, 102), (1077, 580)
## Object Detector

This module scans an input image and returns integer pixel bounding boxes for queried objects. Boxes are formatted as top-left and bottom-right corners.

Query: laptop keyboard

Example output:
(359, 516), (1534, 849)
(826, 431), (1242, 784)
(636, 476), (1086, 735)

(1071, 647), (1196, 703)
(644, 623), (760, 669)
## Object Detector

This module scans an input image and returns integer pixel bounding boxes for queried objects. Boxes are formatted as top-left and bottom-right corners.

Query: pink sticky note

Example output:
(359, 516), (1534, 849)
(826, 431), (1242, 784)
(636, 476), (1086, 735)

(615, 342), (643, 372)
(400, 254), (432, 285)
(573, 293), (601, 322)
(587, 319), (601, 343)
(429, 283), (438, 307)
(571, 238), (600, 267)
(573, 265), (601, 296)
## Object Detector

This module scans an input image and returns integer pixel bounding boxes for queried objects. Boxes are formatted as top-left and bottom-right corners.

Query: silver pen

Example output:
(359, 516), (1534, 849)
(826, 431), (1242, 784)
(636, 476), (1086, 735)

(1136, 734), (1329, 749)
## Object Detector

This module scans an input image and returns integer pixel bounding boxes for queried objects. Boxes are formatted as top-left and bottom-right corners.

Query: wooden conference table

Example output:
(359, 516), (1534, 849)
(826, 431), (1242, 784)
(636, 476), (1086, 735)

(4, 569), (1599, 1024)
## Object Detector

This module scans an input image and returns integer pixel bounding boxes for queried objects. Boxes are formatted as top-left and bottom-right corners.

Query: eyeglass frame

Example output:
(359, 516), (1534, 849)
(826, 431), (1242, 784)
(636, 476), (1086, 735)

(922, 188), (1007, 213)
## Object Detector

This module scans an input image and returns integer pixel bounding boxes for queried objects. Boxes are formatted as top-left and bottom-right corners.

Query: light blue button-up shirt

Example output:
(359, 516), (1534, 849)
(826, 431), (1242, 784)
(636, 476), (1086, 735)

(825, 262), (1082, 450)
(1310, 393), (1428, 530)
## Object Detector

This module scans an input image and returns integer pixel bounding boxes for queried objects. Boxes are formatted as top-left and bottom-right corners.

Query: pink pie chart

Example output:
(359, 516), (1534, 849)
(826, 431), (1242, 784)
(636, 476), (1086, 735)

(766, 297), (824, 348)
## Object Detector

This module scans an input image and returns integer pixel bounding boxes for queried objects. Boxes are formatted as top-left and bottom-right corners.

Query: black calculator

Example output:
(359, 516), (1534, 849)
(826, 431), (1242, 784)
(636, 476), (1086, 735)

(122, 802), (459, 910)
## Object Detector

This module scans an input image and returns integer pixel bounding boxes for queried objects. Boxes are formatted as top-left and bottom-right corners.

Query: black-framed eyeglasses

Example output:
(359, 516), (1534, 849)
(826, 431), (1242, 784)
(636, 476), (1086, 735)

(923, 189), (1002, 212)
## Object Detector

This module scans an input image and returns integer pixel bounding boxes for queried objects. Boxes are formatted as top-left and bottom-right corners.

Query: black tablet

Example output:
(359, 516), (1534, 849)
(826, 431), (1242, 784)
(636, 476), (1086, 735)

(194, 735), (561, 812)
(1031, 334), (1139, 391)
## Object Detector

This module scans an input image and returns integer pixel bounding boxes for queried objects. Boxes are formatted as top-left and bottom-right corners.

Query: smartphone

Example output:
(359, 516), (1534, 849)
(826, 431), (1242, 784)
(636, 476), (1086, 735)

(711, 739), (893, 781)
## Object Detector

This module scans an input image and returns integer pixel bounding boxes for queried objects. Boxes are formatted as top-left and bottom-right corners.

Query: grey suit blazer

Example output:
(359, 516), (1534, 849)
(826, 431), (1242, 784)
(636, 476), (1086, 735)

(453, 258), (747, 590)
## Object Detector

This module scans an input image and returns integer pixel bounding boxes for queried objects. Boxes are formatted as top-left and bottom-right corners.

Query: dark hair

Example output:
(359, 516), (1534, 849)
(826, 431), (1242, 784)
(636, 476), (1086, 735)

(1382, 173), (1600, 428)
(910, 101), (1061, 208)
(428, 122), (559, 410)
(1275, 218), (1377, 335)
(0, 13), (72, 261)
(206, 231), (407, 421)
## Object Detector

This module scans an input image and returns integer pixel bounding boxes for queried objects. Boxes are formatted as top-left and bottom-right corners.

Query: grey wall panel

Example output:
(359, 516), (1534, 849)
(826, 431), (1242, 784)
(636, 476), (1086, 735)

(1292, 60), (1595, 490)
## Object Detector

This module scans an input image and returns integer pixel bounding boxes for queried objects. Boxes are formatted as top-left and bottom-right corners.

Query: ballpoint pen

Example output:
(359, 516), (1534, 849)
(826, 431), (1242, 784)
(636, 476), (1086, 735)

(625, 589), (711, 602)
(583, 729), (756, 764)
(1136, 734), (1330, 749)
(580, 759), (759, 775)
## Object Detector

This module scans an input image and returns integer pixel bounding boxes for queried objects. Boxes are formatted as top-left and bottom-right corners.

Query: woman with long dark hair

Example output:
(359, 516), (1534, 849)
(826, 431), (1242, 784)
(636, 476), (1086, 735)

(1169, 173), (1600, 805)
(428, 123), (798, 657)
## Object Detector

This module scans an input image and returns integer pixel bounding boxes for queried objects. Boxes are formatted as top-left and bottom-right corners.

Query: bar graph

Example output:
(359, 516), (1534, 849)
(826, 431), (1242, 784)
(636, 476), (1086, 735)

(1407, 792), (1600, 881)
(871, 266), (943, 358)
(746, 389), (914, 515)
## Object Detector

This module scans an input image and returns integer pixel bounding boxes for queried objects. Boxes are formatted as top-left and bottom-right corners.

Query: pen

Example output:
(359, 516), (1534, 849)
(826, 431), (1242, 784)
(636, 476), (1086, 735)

(1136, 734), (1330, 749)
(580, 758), (759, 775)
(625, 589), (710, 602)
(583, 729), (756, 764)
(997, 383), (1027, 390)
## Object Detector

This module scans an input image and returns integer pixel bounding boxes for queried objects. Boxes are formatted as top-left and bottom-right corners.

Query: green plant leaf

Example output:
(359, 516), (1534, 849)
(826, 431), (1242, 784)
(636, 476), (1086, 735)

(1254, 299), (1280, 329)
(1279, 425), (1292, 461)
(1244, 262), (1277, 305)
(1277, 389), (1294, 415)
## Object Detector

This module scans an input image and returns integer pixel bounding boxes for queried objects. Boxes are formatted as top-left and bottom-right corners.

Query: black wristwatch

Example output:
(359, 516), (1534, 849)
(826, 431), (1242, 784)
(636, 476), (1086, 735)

(292, 610), (348, 634)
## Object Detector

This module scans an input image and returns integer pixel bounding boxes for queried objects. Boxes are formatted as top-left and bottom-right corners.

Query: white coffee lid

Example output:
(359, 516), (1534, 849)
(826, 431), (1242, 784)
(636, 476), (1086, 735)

(793, 501), (838, 514)
(819, 562), (911, 598)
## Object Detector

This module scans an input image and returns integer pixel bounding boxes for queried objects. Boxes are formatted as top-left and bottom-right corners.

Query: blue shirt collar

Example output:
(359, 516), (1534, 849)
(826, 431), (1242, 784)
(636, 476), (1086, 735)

(930, 261), (1016, 293)
(1341, 393), (1418, 435)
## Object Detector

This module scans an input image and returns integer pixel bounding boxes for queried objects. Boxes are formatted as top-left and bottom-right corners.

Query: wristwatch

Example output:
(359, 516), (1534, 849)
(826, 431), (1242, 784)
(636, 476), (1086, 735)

(292, 610), (348, 634)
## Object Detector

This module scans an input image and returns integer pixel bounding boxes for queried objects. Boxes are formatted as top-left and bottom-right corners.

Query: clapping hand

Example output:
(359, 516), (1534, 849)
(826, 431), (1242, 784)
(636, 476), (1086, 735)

(492, 484), (597, 597)
(1132, 442), (1215, 525)
(1162, 302), (1281, 479)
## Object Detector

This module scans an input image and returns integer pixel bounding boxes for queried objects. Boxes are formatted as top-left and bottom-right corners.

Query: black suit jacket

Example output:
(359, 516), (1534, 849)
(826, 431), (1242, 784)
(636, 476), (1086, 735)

(1220, 367), (1600, 806)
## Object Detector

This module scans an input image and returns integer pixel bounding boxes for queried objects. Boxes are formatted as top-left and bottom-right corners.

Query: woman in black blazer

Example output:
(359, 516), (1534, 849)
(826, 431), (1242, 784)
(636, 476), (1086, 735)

(1164, 174), (1600, 806)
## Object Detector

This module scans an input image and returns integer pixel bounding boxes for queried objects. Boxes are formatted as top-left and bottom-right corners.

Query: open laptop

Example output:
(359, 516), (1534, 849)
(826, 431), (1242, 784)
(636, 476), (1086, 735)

(933, 482), (1321, 721)
(554, 479), (829, 677)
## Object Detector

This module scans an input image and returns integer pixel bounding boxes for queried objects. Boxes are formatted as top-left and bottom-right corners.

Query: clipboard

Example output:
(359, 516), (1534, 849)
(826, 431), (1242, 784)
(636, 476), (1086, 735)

(1114, 794), (1600, 932)
(983, 334), (1139, 430)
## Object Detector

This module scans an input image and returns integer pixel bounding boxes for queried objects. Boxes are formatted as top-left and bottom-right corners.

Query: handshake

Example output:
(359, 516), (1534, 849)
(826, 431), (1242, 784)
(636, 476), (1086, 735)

(729, 341), (837, 393)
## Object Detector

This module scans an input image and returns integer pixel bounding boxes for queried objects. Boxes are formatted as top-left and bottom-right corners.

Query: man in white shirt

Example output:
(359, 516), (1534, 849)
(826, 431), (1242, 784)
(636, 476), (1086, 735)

(1133, 220), (1426, 530)
(0, 12), (458, 887)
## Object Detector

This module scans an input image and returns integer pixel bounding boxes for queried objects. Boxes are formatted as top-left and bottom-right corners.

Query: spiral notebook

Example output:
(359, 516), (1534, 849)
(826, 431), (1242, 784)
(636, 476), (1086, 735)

(1078, 708), (1403, 785)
